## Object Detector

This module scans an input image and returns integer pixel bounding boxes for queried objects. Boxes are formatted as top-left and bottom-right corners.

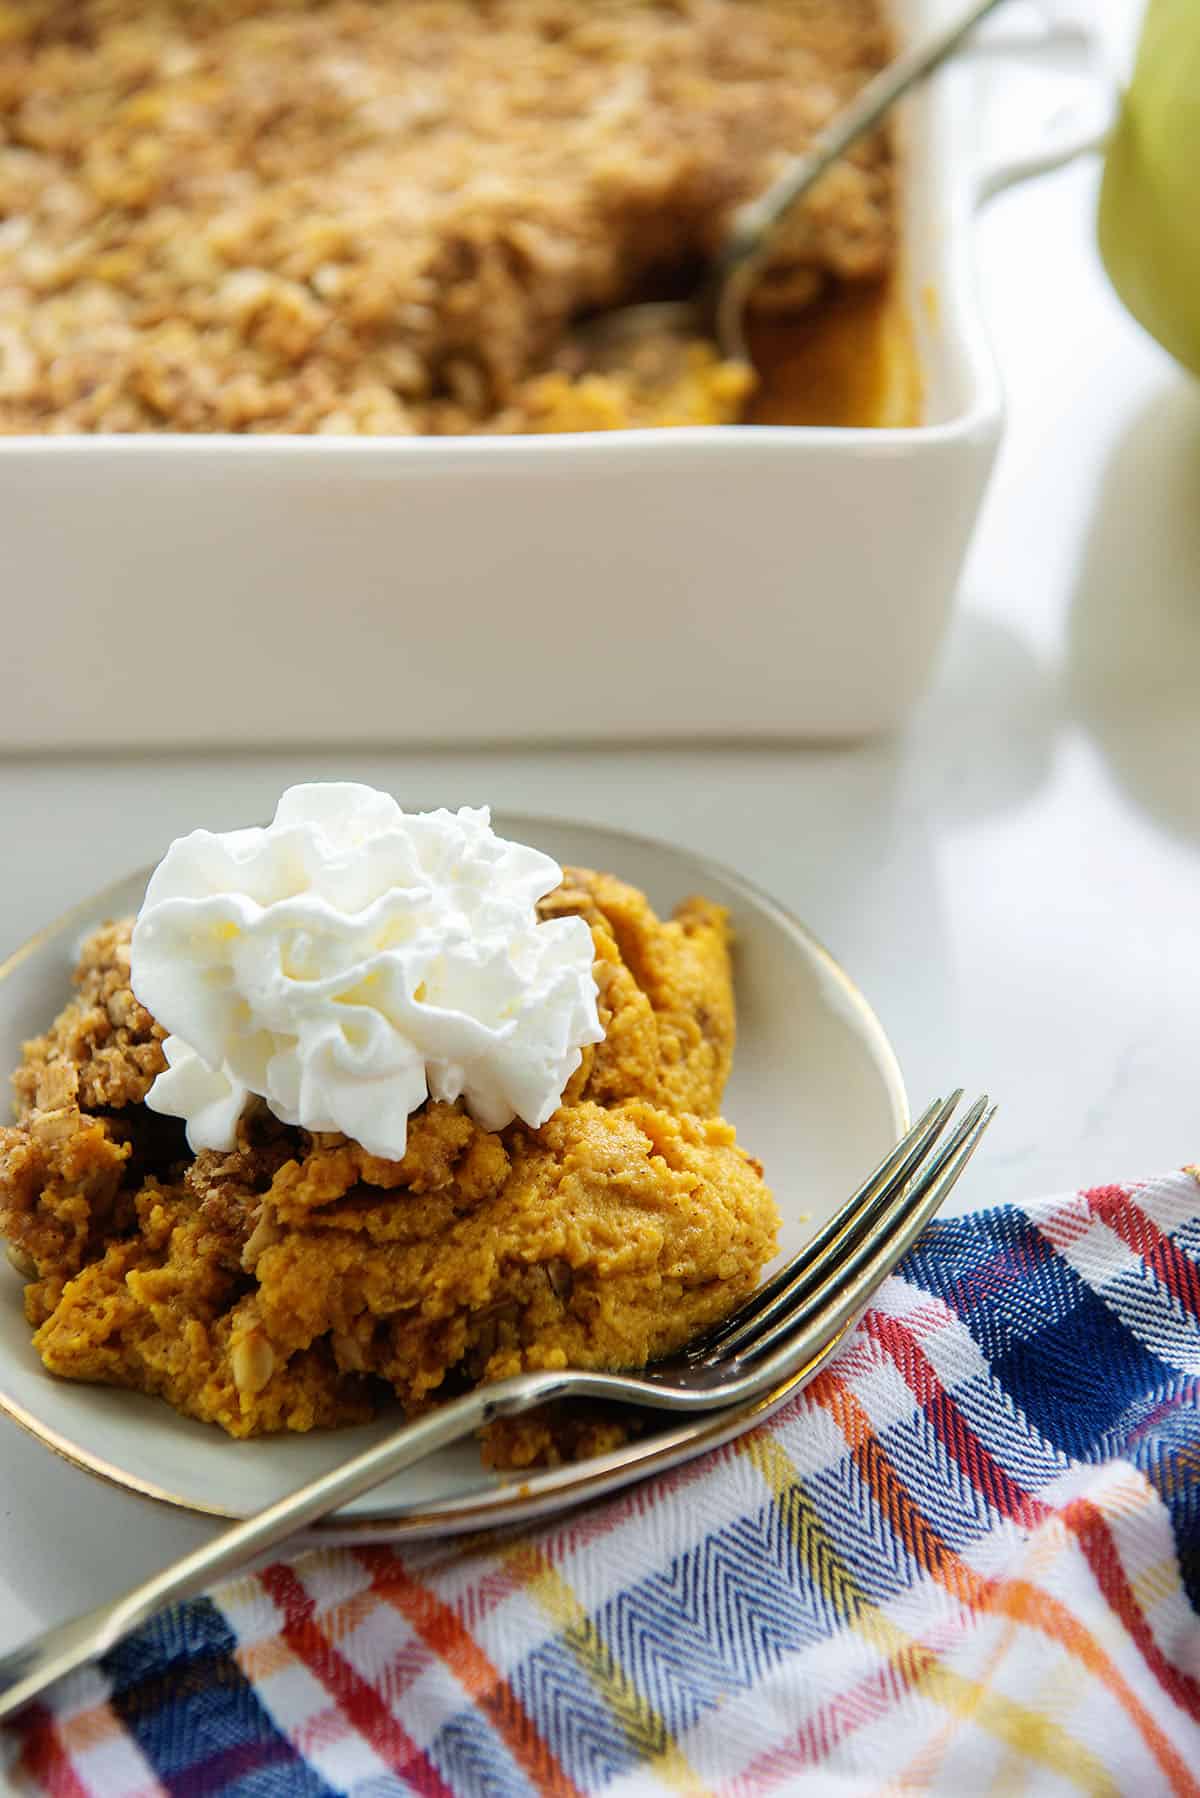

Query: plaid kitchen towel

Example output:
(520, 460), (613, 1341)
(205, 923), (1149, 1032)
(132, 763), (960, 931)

(4, 1174), (1200, 1797)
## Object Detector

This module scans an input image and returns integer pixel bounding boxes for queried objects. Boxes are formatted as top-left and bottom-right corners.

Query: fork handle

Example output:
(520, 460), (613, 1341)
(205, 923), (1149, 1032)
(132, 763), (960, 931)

(0, 1369), (572, 1723)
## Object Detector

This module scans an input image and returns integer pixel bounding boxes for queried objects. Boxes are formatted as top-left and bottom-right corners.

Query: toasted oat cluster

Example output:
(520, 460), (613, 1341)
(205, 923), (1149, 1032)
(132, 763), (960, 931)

(0, 0), (893, 435)
(0, 869), (778, 1466)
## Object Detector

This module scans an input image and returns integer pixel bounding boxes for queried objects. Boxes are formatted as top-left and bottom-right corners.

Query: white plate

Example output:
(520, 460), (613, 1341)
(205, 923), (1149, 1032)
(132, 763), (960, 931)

(0, 816), (907, 1542)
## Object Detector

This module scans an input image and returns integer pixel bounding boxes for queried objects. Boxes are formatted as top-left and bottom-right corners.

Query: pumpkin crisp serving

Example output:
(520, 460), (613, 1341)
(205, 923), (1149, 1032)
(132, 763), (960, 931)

(0, 820), (779, 1468)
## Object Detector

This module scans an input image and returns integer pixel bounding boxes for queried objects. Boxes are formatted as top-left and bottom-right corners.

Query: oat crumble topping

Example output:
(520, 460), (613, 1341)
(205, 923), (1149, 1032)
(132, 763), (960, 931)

(0, 0), (894, 434)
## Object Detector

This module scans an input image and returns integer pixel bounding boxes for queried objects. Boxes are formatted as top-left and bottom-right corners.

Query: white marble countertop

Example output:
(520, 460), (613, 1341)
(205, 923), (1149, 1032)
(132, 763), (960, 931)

(2, 0), (1197, 1662)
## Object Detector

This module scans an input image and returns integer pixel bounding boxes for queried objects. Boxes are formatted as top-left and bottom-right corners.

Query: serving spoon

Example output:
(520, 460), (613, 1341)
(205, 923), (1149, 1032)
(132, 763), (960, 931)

(574, 0), (1011, 369)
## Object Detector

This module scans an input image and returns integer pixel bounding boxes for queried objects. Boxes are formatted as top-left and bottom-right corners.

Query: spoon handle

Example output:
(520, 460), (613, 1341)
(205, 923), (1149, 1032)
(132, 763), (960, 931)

(714, 0), (1012, 353)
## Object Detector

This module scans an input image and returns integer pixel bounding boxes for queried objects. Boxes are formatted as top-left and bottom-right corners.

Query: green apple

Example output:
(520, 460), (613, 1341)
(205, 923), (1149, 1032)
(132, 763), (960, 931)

(1098, 0), (1200, 378)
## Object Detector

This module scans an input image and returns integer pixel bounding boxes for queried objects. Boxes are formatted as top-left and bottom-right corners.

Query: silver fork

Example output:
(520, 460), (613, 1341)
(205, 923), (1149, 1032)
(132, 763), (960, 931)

(0, 1091), (992, 1724)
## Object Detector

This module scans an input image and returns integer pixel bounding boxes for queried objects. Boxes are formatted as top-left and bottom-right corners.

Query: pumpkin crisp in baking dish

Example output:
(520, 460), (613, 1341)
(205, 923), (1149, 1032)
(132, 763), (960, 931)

(0, 0), (903, 435)
(0, 847), (779, 1470)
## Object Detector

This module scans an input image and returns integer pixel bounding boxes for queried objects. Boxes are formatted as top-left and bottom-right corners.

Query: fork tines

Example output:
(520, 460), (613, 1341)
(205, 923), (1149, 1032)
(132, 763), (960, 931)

(691, 1092), (994, 1368)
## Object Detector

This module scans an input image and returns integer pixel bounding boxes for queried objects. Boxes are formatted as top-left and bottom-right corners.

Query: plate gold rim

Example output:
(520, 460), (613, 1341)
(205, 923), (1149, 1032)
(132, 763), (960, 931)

(0, 814), (909, 1537)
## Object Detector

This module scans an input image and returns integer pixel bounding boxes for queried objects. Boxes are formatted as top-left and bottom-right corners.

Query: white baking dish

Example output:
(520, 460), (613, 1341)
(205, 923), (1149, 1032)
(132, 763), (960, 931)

(0, 0), (1110, 752)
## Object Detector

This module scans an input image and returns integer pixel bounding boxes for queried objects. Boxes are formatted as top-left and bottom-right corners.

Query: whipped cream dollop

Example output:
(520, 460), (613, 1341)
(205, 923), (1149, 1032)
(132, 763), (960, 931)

(129, 785), (603, 1159)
